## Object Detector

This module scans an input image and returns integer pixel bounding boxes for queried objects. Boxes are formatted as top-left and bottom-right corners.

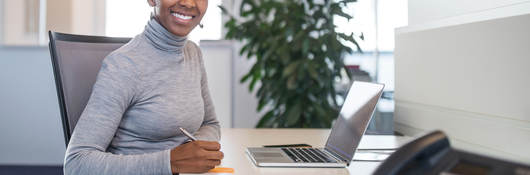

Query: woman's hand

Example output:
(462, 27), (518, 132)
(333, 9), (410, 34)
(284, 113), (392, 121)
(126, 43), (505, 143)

(170, 141), (224, 173)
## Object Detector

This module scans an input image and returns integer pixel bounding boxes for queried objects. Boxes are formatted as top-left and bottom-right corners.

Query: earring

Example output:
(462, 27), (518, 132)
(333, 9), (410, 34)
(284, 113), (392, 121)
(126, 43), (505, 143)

(199, 23), (204, 28)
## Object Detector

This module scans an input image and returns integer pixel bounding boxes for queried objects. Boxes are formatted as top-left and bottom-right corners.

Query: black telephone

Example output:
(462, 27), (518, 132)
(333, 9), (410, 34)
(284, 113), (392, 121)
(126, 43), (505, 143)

(373, 130), (530, 175)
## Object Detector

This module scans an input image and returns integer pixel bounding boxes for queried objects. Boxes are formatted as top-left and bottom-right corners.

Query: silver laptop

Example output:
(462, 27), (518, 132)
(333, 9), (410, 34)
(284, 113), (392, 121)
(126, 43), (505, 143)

(246, 81), (385, 167)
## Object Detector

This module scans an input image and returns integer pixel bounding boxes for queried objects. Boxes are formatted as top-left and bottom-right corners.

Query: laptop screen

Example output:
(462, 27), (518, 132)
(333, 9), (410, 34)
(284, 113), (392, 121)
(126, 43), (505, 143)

(324, 81), (384, 162)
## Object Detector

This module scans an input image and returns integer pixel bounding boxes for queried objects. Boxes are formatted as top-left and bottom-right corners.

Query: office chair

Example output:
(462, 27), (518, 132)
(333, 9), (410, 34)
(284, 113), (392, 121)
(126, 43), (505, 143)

(48, 31), (131, 147)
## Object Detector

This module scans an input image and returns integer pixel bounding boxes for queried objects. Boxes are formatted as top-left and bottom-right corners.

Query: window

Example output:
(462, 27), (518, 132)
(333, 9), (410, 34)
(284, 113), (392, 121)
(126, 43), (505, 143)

(105, 0), (151, 38)
(334, 0), (407, 134)
(335, 0), (408, 91)
(105, 0), (222, 43)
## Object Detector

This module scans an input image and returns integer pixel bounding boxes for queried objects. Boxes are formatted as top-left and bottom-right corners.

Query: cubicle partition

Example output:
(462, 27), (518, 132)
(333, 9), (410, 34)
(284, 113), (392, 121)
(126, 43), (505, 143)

(394, 12), (530, 163)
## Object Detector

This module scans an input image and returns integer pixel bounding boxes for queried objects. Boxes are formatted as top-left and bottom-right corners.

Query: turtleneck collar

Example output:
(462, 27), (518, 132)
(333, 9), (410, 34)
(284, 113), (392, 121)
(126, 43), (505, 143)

(143, 17), (188, 53)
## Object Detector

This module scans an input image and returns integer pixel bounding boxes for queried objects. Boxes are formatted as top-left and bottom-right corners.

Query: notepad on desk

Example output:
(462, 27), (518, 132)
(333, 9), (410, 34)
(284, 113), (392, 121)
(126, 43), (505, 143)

(357, 135), (410, 150)
(208, 167), (234, 173)
(354, 135), (412, 161)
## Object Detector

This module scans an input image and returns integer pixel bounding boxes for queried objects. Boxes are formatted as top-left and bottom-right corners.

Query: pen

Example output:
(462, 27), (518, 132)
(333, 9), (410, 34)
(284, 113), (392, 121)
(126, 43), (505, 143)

(179, 127), (197, 141)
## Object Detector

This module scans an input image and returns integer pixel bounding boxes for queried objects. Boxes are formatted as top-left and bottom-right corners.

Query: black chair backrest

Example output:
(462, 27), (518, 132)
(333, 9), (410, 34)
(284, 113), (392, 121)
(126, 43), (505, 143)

(48, 31), (131, 146)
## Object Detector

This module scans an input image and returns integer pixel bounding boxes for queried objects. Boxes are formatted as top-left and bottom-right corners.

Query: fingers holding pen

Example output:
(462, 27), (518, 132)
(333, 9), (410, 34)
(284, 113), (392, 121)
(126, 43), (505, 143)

(169, 140), (224, 173)
(204, 149), (224, 160)
(195, 140), (221, 151)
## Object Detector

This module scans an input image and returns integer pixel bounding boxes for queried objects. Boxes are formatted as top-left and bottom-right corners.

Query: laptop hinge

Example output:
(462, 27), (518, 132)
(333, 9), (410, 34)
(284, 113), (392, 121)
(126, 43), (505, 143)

(324, 148), (351, 165)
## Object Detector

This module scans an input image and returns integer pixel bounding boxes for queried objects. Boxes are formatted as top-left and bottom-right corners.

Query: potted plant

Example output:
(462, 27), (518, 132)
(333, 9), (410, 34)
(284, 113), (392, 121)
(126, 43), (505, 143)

(221, 0), (362, 128)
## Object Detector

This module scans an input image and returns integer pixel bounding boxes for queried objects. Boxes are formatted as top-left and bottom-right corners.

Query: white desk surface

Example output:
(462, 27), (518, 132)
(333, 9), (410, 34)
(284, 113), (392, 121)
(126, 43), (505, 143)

(183, 128), (412, 175)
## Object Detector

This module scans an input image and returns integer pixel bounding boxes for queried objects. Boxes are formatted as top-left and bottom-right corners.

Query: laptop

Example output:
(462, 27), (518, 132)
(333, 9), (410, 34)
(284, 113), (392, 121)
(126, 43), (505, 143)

(246, 81), (385, 167)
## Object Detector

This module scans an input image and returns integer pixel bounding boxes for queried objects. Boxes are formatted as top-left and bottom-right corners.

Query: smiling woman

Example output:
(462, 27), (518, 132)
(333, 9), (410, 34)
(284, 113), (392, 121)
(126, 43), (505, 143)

(105, 0), (221, 43)
(63, 0), (225, 174)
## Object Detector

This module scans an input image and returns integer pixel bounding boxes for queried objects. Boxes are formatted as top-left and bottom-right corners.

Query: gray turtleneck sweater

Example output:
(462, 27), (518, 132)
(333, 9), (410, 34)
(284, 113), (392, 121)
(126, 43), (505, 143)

(64, 18), (220, 175)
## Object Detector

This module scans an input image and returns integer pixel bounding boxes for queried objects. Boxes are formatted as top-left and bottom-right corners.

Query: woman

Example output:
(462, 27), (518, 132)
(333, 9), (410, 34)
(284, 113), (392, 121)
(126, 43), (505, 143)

(64, 0), (223, 174)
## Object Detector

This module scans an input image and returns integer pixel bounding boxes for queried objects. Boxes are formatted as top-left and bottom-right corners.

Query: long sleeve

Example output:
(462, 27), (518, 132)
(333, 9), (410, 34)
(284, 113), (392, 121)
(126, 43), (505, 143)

(192, 46), (221, 141)
(64, 55), (172, 175)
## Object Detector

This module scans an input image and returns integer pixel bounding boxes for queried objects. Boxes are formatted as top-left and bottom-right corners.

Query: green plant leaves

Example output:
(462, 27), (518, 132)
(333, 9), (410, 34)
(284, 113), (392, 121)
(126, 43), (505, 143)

(302, 39), (310, 54)
(256, 111), (275, 128)
(286, 73), (298, 90)
(285, 103), (302, 126)
(221, 0), (361, 128)
(282, 60), (301, 78)
(307, 62), (320, 83)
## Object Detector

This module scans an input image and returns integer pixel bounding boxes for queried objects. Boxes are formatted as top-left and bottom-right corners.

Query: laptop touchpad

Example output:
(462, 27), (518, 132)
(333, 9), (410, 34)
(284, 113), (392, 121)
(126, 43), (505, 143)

(254, 152), (284, 158)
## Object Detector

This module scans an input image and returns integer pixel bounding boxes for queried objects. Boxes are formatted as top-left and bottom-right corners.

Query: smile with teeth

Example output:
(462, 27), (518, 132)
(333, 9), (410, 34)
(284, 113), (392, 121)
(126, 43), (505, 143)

(172, 12), (194, 20)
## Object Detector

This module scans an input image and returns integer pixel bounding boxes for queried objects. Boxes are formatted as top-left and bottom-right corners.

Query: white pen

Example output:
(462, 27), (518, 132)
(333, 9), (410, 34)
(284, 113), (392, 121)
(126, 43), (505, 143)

(179, 127), (198, 141)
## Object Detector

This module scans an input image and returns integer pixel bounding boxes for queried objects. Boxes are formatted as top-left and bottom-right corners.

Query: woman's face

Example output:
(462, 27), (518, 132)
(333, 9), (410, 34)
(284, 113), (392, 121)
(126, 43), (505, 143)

(148, 0), (208, 36)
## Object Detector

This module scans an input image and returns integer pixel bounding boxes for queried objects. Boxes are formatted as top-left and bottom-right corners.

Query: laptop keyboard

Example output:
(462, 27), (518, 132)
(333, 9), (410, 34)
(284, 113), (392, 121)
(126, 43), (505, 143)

(281, 148), (338, 163)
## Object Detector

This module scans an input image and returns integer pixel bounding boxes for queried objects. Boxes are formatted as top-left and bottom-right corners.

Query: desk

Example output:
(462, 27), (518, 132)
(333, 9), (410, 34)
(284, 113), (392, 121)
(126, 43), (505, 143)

(186, 128), (411, 175)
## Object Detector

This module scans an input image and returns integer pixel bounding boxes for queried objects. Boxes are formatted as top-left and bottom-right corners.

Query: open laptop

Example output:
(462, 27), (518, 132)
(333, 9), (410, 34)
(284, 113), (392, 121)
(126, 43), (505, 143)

(246, 81), (385, 167)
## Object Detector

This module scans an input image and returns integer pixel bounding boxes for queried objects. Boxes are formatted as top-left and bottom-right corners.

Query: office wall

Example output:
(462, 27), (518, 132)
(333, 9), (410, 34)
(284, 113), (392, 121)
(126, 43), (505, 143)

(200, 40), (234, 128)
(0, 46), (65, 165)
(201, 41), (262, 128)
(395, 1), (530, 163)
(231, 45), (262, 128)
